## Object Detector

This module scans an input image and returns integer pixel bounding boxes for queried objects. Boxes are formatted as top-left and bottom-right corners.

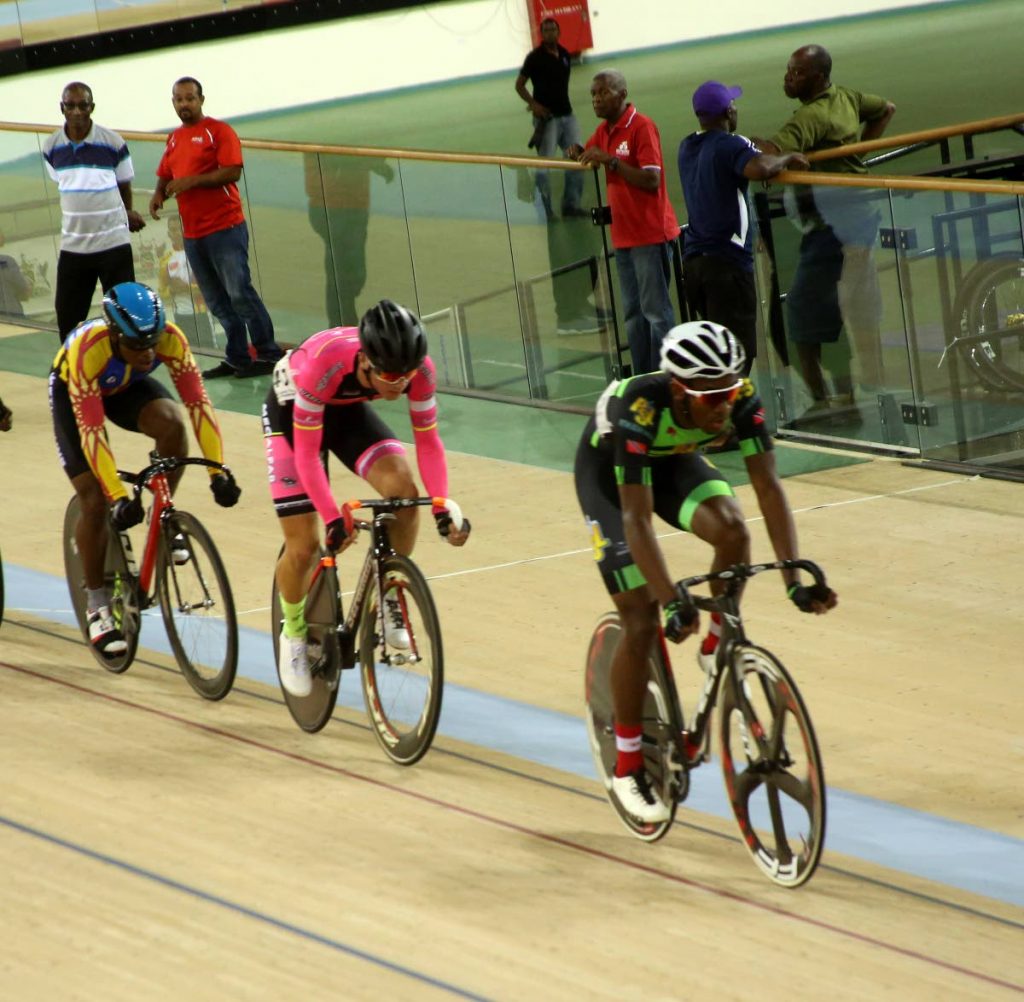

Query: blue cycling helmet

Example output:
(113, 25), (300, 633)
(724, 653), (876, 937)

(103, 282), (166, 349)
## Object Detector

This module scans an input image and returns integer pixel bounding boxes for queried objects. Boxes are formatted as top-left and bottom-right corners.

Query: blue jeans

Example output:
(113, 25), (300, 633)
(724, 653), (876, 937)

(615, 241), (676, 376)
(184, 221), (281, 369)
(534, 113), (584, 215)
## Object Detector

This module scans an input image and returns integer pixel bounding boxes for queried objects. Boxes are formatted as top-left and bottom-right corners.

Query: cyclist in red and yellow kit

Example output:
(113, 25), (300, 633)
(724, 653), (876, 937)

(50, 281), (240, 657)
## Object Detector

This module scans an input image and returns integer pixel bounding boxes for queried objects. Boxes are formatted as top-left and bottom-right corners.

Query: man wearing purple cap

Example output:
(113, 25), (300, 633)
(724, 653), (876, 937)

(679, 81), (808, 381)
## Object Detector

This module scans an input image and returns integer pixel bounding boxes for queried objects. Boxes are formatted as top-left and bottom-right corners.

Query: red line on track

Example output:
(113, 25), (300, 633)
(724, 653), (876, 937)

(3, 659), (1021, 994)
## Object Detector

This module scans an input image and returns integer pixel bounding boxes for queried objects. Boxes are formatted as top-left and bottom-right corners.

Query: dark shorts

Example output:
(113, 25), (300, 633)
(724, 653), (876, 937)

(785, 226), (844, 345)
(682, 255), (757, 369)
(49, 372), (171, 481)
(573, 434), (734, 596)
(262, 390), (405, 518)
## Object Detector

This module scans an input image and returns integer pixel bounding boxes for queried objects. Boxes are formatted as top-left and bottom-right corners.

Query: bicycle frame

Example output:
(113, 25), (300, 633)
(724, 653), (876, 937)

(306, 496), (447, 669)
(671, 559), (826, 762)
(116, 455), (229, 604)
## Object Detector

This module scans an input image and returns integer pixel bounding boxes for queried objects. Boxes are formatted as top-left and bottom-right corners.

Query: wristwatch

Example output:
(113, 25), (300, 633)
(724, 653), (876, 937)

(608, 156), (620, 172)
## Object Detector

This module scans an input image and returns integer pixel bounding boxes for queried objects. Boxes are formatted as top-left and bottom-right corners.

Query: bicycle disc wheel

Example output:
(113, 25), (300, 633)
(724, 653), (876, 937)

(62, 495), (140, 673)
(584, 613), (683, 842)
(358, 553), (442, 766)
(719, 644), (826, 888)
(157, 511), (237, 701)
(270, 547), (341, 733)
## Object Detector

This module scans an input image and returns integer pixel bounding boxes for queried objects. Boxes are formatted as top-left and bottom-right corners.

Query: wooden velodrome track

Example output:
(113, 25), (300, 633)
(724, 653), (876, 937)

(1, 340), (1022, 998)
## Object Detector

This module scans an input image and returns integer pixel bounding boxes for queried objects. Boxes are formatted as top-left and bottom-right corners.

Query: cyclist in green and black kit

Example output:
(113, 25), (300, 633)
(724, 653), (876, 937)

(574, 320), (836, 823)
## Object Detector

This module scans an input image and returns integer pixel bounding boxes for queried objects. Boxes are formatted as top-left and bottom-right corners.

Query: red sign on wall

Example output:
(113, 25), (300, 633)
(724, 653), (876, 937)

(528, 0), (594, 55)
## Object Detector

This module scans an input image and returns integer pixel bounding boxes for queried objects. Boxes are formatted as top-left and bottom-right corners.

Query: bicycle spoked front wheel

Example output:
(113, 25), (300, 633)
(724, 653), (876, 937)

(270, 547), (342, 733)
(358, 553), (443, 765)
(62, 496), (140, 673)
(157, 511), (237, 700)
(584, 613), (683, 842)
(719, 644), (826, 888)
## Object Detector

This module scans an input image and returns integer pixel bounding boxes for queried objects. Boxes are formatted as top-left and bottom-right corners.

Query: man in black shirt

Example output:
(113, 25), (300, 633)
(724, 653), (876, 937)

(515, 17), (584, 218)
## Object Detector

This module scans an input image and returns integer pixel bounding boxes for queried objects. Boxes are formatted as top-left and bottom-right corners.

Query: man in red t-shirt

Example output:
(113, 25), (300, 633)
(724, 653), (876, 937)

(569, 70), (680, 376)
(149, 77), (283, 379)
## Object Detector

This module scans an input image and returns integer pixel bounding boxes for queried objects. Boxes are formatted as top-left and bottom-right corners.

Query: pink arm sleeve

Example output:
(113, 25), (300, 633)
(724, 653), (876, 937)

(292, 397), (343, 524)
(289, 332), (358, 524)
(408, 358), (449, 505)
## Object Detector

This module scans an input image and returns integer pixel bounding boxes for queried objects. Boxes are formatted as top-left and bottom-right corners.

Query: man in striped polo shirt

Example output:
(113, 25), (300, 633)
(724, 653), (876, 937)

(43, 83), (146, 341)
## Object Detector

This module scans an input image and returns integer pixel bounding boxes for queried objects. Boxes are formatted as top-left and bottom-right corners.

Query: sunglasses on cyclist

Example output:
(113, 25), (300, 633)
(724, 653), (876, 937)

(675, 379), (744, 407)
(61, 101), (93, 112)
(372, 367), (416, 387)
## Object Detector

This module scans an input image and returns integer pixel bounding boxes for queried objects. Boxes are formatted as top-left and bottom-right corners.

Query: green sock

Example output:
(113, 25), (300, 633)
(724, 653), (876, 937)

(280, 595), (307, 639)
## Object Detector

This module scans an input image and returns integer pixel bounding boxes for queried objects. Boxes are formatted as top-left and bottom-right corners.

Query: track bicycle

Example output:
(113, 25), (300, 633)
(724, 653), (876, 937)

(944, 254), (1024, 394)
(63, 454), (239, 700)
(585, 559), (829, 889)
(271, 496), (463, 765)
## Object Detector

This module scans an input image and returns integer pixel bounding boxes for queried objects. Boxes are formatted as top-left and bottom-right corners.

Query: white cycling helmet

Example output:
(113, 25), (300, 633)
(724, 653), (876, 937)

(659, 321), (746, 380)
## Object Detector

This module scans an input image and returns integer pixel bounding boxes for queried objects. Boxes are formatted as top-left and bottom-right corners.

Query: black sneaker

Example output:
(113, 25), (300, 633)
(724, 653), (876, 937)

(203, 361), (237, 379)
(234, 358), (276, 378)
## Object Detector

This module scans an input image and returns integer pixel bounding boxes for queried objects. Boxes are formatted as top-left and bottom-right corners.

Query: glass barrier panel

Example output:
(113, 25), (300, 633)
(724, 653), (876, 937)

(891, 186), (1024, 475)
(95, 1), (259, 34)
(397, 158), (529, 397)
(18, 0), (100, 45)
(756, 181), (911, 450)
(0, 129), (59, 329)
(500, 162), (614, 409)
(231, 147), (332, 348)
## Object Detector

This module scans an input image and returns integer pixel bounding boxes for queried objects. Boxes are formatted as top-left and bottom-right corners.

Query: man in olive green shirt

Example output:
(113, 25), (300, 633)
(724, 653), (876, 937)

(755, 44), (895, 417)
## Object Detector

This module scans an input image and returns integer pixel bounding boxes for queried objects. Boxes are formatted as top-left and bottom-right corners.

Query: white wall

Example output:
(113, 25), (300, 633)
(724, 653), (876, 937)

(2, 0), (963, 130)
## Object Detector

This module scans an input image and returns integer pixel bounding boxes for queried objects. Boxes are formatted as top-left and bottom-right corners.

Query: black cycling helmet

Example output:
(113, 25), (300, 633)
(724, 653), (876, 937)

(660, 321), (746, 380)
(103, 282), (166, 349)
(358, 299), (427, 374)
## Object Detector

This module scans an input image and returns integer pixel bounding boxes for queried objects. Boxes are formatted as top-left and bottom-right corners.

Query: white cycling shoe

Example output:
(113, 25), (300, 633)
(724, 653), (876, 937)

(383, 595), (410, 650)
(611, 769), (670, 824)
(278, 630), (312, 697)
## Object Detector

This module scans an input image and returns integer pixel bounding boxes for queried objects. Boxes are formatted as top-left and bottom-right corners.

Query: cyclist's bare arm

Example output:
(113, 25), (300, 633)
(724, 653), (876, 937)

(744, 451), (801, 583)
(745, 451), (836, 612)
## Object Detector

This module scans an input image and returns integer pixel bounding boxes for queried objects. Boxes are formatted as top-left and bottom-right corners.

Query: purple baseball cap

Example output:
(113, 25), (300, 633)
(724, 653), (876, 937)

(692, 80), (743, 117)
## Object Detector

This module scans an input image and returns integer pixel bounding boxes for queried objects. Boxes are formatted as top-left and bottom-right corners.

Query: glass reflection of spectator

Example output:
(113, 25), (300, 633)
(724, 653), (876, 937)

(304, 153), (394, 329)
(0, 230), (32, 320)
(158, 215), (215, 347)
(754, 44), (895, 416)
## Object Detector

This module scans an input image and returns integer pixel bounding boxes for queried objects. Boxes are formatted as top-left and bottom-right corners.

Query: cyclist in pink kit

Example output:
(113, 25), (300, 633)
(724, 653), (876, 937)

(263, 299), (470, 696)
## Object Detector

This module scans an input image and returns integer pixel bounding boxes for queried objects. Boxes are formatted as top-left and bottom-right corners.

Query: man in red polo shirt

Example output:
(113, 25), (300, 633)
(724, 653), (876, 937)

(569, 70), (679, 375)
(149, 77), (283, 379)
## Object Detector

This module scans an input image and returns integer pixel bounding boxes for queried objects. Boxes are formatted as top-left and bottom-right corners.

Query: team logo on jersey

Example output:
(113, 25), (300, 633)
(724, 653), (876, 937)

(626, 439), (648, 455)
(753, 407), (765, 425)
(629, 396), (655, 427)
(614, 140), (630, 158)
(586, 517), (610, 563)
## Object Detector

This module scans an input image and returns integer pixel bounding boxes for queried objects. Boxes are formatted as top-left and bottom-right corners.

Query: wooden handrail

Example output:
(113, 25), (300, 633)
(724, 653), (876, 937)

(772, 169), (1024, 195)
(4, 111), (1022, 181)
(0, 121), (586, 170)
(805, 111), (1024, 162)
